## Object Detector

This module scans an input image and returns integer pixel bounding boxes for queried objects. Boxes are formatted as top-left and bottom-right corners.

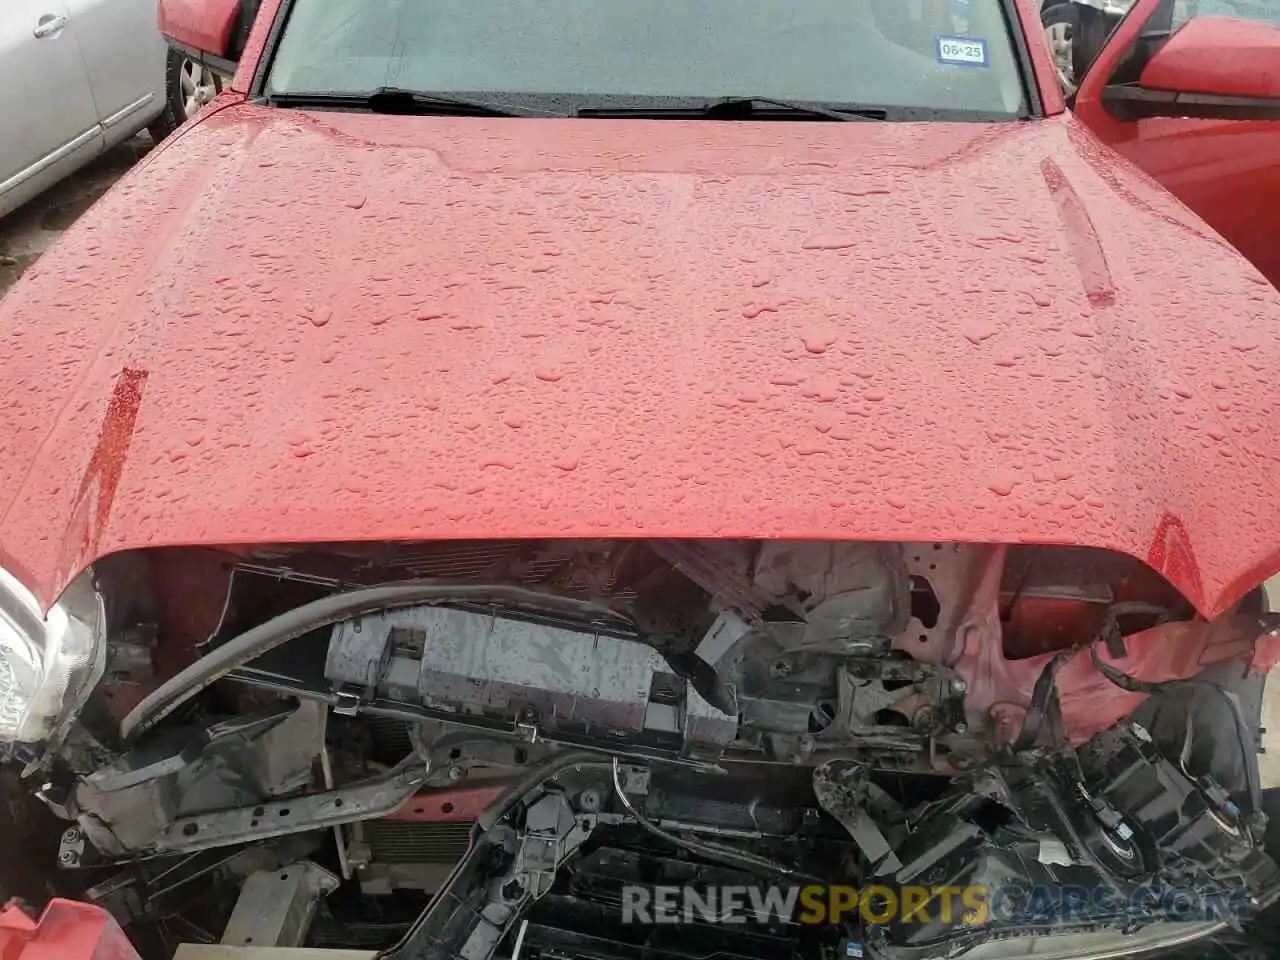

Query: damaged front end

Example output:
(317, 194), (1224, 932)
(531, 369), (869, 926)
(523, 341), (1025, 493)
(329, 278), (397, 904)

(6, 538), (1280, 959)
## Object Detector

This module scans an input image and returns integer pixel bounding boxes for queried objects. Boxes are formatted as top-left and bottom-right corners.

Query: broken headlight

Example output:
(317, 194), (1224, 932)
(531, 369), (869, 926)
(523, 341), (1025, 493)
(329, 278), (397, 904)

(0, 567), (104, 747)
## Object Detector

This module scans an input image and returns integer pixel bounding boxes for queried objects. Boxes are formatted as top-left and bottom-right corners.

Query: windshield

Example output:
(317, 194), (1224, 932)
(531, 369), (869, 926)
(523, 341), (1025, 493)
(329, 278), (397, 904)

(266, 0), (1027, 118)
(1173, 0), (1280, 26)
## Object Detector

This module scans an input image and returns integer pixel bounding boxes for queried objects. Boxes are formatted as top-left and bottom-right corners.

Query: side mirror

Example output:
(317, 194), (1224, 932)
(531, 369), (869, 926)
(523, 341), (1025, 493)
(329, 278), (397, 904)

(1104, 16), (1280, 120)
(157, 0), (243, 75)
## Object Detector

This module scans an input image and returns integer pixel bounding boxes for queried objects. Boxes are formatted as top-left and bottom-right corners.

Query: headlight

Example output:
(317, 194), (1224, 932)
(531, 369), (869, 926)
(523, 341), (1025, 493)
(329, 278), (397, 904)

(0, 567), (104, 746)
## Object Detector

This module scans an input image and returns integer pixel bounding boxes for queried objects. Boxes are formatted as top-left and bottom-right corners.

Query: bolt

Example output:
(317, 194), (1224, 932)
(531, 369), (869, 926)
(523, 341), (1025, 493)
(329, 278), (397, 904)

(953, 722), (969, 735)
(447, 765), (464, 782)
(58, 850), (76, 866)
(950, 679), (967, 695)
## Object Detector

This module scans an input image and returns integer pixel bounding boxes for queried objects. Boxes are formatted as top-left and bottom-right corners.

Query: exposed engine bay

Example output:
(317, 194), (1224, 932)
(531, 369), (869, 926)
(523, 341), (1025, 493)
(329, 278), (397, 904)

(7, 539), (1280, 959)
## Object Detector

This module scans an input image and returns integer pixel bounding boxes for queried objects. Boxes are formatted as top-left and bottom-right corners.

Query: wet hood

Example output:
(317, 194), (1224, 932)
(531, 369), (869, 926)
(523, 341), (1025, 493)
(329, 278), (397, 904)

(1, 103), (1278, 614)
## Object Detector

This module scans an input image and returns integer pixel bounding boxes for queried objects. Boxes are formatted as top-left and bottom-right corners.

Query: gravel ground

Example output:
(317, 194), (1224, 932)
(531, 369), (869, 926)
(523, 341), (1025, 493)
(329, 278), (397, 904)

(0, 135), (152, 299)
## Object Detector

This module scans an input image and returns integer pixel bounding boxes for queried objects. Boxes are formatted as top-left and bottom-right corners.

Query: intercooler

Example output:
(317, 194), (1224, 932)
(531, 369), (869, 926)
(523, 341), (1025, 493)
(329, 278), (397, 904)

(349, 819), (473, 895)
(363, 820), (472, 863)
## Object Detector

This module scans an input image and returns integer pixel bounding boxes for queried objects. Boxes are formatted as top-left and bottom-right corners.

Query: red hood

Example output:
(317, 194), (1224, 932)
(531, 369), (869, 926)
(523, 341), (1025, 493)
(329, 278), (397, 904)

(2, 104), (1278, 614)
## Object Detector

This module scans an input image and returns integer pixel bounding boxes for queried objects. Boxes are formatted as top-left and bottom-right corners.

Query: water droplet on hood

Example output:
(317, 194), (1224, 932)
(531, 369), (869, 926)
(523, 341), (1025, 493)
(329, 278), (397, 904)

(802, 328), (838, 355)
(988, 475), (1018, 497)
(801, 236), (858, 251)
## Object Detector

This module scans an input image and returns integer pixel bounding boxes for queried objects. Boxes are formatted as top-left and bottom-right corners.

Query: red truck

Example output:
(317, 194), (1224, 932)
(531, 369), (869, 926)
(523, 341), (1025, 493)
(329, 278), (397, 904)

(2, 0), (1280, 957)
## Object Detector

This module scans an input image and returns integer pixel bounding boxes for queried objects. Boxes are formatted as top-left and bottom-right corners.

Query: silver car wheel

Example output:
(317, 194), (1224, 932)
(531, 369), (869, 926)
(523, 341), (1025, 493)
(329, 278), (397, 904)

(179, 58), (220, 119)
(1045, 20), (1077, 97)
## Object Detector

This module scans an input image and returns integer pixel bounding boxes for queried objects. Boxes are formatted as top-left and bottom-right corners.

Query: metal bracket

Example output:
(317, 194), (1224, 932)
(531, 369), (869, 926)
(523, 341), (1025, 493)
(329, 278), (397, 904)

(813, 760), (902, 876)
(57, 827), (85, 868)
(333, 690), (362, 717)
(455, 792), (596, 960)
(220, 861), (339, 948)
(514, 793), (594, 898)
(147, 757), (429, 855)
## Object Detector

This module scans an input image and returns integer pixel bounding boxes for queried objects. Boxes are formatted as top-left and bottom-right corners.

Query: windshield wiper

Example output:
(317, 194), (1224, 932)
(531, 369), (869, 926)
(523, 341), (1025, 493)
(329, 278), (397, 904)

(707, 97), (883, 121)
(266, 87), (555, 117)
(579, 97), (886, 121)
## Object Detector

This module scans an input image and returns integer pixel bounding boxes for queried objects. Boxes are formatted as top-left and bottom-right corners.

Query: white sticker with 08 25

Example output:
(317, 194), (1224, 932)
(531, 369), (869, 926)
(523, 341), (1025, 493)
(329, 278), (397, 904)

(936, 36), (989, 67)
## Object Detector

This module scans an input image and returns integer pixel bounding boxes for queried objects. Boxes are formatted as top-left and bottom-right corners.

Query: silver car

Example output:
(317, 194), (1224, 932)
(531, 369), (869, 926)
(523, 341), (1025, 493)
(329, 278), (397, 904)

(0, 0), (179, 220)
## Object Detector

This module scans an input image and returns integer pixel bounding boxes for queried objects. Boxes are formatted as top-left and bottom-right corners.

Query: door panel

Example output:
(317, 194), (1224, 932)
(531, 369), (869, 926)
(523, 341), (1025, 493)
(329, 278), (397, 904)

(0, 0), (102, 195)
(1073, 0), (1280, 287)
(64, 0), (168, 135)
(1084, 116), (1280, 286)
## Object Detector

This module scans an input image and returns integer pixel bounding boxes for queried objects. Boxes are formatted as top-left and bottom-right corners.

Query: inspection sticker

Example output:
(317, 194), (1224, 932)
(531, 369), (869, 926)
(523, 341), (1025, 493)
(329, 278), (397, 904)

(936, 36), (989, 67)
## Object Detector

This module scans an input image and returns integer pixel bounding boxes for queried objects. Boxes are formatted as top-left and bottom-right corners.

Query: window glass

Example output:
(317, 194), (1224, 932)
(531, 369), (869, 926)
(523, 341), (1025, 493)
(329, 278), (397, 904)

(1172, 0), (1280, 29)
(267, 0), (1027, 117)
